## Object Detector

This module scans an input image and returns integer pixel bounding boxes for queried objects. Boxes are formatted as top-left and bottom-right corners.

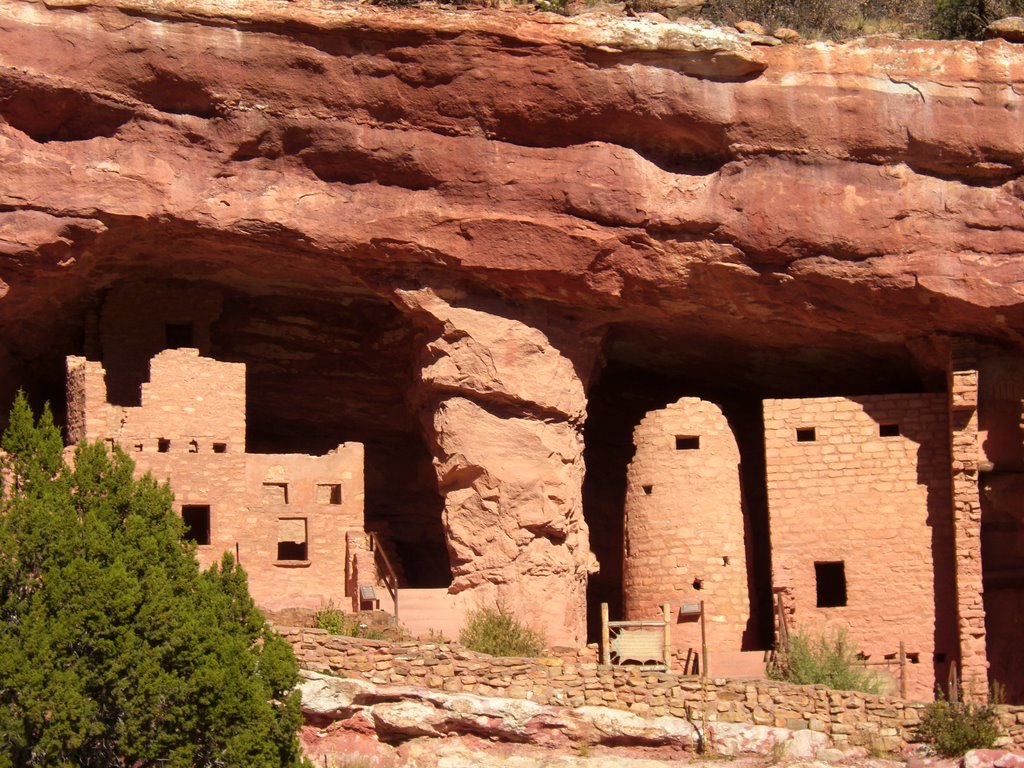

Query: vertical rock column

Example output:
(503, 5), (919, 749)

(396, 289), (594, 647)
(950, 349), (989, 701)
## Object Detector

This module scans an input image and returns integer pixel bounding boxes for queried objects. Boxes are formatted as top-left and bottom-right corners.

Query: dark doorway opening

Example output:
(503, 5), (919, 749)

(182, 504), (211, 545)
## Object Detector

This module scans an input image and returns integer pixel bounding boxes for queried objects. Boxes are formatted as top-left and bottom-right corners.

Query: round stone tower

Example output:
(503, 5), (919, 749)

(622, 397), (750, 662)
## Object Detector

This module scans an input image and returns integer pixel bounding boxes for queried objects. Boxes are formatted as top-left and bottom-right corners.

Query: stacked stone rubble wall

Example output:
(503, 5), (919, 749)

(951, 362), (989, 700)
(279, 628), (1024, 750)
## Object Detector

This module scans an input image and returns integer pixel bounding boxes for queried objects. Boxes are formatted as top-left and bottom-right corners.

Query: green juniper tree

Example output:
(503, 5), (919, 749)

(0, 392), (310, 768)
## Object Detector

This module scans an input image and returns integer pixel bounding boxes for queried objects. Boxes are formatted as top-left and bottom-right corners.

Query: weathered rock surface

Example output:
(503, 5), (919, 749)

(299, 670), (842, 759)
(986, 17), (1024, 42)
(4, 0), (1024, 642)
(965, 749), (1024, 768)
(397, 287), (593, 643)
(4, 0), (1024, 383)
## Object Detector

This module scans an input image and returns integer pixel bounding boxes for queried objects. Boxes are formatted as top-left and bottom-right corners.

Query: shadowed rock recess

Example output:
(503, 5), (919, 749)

(3, 0), (1024, 661)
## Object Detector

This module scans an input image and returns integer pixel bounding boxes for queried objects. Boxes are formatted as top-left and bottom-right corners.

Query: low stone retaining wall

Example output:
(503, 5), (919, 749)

(278, 626), (1024, 751)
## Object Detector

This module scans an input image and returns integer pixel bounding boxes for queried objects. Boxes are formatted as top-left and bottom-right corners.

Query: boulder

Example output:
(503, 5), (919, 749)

(965, 749), (1024, 768)
(706, 721), (827, 757)
(735, 20), (766, 35)
(985, 17), (1024, 42)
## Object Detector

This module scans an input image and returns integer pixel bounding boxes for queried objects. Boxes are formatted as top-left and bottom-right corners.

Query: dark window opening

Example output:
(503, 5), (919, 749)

(879, 423), (900, 437)
(158, 438), (170, 453)
(188, 439), (199, 453)
(815, 561), (847, 607)
(642, 484), (653, 496)
(165, 322), (195, 349)
(134, 442), (144, 452)
(675, 436), (700, 450)
(692, 578), (703, 590)
(213, 442), (227, 453)
(182, 505), (211, 545)
(316, 483), (343, 505)
(796, 427), (817, 442)
(277, 518), (307, 561)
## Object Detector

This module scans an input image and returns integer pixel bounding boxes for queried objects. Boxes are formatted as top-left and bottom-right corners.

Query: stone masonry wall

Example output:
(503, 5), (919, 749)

(98, 281), (223, 406)
(764, 394), (955, 701)
(67, 349), (245, 450)
(951, 360), (989, 701)
(279, 627), (1024, 751)
(623, 397), (750, 658)
(66, 350), (366, 611)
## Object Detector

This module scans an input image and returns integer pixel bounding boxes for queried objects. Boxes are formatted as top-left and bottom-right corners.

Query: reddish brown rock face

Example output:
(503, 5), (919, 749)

(2, 0), (1024, 646)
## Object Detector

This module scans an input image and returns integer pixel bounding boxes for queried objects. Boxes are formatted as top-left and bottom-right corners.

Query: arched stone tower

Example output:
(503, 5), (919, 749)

(623, 397), (750, 660)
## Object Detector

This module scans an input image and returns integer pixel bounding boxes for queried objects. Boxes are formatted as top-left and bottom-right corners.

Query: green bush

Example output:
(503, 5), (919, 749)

(0, 393), (309, 767)
(768, 627), (887, 694)
(458, 604), (545, 657)
(932, 0), (989, 37)
(917, 696), (1000, 756)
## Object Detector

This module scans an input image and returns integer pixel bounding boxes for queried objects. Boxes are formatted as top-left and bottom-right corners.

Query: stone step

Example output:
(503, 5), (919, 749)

(706, 650), (767, 679)
(378, 587), (467, 641)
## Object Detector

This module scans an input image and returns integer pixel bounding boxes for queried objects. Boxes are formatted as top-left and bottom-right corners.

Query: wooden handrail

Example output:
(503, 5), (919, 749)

(368, 532), (399, 622)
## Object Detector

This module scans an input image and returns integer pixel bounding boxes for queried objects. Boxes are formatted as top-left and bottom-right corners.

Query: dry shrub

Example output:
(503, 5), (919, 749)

(768, 627), (888, 694)
(932, 0), (1024, 38)
(700, 0), (932, 38)
(459, 604), (545, 657)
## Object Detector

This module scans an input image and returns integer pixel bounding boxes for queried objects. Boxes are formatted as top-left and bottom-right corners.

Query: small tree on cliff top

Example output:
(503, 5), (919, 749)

(0, 392), (310, 768)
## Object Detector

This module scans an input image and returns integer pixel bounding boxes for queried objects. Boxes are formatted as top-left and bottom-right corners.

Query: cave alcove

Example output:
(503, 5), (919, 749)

(582, 322), (947, 648)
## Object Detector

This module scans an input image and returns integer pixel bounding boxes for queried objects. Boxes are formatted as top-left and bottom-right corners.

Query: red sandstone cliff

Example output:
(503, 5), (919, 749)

(2, 0), (1024, 644)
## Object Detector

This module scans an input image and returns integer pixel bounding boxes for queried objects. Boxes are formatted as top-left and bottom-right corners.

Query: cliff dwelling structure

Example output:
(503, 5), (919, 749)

(3, 0), (1024, 704)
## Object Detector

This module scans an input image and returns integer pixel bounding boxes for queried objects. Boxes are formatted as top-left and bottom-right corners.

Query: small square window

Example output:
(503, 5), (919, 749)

(879, 423), (900, 437)
(815, 561), (847, 607)
(212, 442), (227, 454)
(165, 322), (195, 349)
(188, 439), (199, 453)
(796, 428), (816, 443)
(642, 484), (653, 496)
(316, 483), (343, 505)
(134, 442), (144, 453)
(158, 438), (171, 453)
(182, 505), (211, 545)
(277, 518), (307, 561)
(262, 482), (288, 505)
(675, 436), (700, 450)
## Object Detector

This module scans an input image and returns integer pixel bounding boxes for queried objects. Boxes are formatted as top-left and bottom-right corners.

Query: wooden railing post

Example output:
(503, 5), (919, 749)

(662, 602), (672, 672)
(369, 532), (399, 622)
(601, 602), (610, 665)
(899, 640), (908, 699)
(700, 599), (708, 679)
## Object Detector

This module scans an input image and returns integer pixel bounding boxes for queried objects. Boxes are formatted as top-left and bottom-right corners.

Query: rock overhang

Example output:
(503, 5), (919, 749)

(2, 0), (1024, 412)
